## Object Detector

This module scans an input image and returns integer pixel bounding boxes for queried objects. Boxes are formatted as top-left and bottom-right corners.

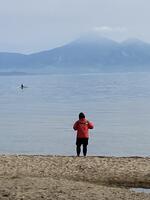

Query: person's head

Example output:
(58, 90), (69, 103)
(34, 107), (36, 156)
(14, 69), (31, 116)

(79, 112), (85, 119)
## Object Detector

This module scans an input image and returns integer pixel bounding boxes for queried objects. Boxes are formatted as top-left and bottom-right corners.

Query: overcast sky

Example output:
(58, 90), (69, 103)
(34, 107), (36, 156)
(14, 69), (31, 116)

(0, 0), (150, 53)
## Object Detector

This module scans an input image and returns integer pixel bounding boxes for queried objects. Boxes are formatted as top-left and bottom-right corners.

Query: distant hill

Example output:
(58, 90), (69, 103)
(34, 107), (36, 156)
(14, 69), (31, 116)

(1, 33), (150, 73)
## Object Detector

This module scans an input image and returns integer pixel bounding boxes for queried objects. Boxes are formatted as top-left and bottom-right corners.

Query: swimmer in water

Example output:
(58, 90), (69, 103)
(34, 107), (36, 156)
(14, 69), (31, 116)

(21, 84), (24, 89)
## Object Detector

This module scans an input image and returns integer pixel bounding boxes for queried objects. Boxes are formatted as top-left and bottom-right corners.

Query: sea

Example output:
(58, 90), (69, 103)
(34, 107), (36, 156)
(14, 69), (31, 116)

(0, 72), (150, 156)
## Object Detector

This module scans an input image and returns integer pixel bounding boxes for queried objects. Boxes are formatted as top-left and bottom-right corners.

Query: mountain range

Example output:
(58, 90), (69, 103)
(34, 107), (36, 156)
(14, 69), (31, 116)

(1, 33), (150, 73)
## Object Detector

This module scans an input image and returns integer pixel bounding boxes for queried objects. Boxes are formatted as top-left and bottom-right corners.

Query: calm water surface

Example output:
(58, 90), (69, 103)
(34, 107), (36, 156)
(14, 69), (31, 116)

(0, 72), (150, 156)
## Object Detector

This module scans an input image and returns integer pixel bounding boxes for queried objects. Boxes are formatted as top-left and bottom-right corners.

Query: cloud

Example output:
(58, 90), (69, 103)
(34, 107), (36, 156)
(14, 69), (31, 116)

(93, 26), (127, 33)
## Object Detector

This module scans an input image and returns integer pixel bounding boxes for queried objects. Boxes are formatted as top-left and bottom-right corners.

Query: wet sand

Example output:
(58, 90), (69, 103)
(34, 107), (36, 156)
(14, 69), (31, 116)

(0, 155), (150, 199)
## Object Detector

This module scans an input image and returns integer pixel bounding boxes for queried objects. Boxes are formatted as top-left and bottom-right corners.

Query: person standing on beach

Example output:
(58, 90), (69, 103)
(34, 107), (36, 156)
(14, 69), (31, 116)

(73, 112), (94, 157)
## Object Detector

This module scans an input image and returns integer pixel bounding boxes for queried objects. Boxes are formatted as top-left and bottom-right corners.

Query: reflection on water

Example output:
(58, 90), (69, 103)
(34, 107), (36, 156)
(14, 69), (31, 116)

(0, 72), (150, 155)
(131, 188), (150, 193)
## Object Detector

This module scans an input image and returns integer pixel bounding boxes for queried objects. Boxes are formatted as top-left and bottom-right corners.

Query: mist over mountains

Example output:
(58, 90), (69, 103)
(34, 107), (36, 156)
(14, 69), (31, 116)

(1, 33), (150, 73)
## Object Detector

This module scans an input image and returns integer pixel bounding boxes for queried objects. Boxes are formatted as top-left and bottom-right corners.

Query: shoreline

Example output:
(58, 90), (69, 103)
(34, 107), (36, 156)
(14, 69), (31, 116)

(0, 154), (149, 157)
(0, 155), (150, 199)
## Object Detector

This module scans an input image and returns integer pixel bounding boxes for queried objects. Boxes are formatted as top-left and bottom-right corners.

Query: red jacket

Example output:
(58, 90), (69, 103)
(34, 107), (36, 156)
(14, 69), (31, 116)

(73, 118), (94, 138)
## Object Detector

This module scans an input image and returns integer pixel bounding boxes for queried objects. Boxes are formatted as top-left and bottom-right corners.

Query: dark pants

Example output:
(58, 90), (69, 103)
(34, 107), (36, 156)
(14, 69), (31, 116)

(76, 138), (89, 156)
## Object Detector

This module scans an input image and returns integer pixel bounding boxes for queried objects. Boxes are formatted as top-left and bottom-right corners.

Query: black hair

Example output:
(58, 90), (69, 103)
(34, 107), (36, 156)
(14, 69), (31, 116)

(79, 112), (85, 119)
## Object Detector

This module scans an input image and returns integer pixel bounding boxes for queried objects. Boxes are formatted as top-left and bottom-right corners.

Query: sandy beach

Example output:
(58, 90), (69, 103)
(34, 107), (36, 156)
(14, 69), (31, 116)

(0, 155), (150, 199)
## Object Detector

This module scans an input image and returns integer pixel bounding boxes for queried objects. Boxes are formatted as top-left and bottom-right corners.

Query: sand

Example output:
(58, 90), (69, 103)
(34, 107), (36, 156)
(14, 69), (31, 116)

(0, 155), (150, 199)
